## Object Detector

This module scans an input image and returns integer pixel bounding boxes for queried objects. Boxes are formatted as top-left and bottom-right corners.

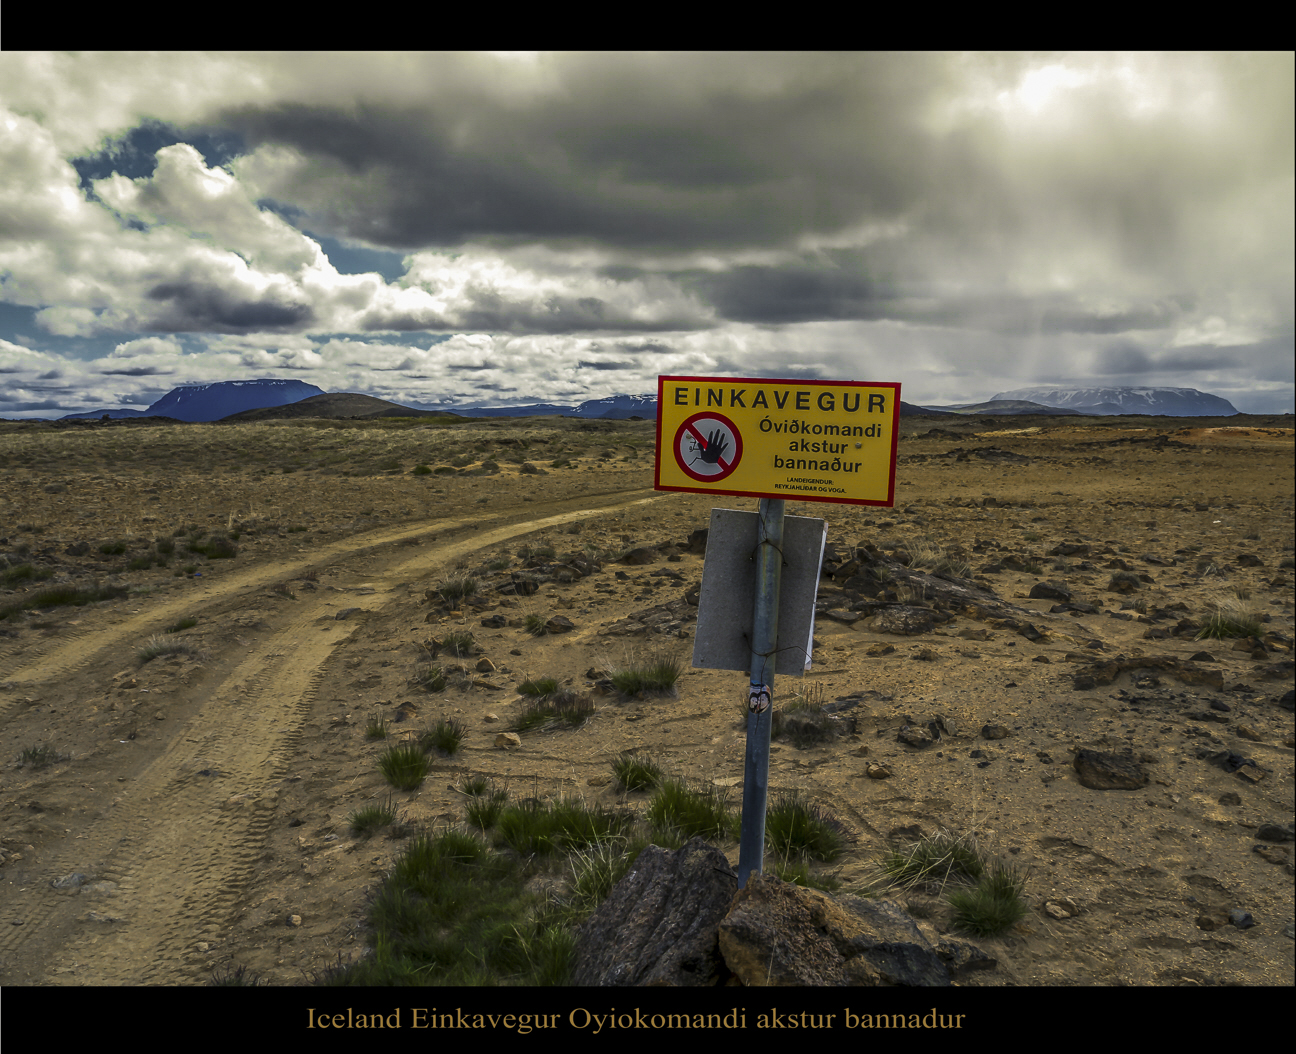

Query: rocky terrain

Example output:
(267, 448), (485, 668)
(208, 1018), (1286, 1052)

(0, 411), (1291, 987)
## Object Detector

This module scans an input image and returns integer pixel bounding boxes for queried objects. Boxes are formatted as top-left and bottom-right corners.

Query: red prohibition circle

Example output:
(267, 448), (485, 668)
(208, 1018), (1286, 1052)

(674, 411), (742, 482)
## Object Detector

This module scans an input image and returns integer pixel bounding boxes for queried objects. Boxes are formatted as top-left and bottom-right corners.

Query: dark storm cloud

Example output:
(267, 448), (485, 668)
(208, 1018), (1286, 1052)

(576, 360), (634, 370)
(220, 54), (945, 252)
(146, 282), (314, 332)
(98, 365), (172, 376)
(446, 362), (497, 371)
(680, 261), (893, 324)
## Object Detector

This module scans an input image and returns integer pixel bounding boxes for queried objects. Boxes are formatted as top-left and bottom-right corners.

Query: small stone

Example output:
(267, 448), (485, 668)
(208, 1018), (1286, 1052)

(1228, 909), (1255, 929)
(1196, 915), (1220, 931)
(475, 658), (496, 673)
(287, 914), (303, 927)
(1218, 791), (1242, 806)
(1235, 725), (1262, 741)
(1256, 823), (1295, 843)
(865, 762), (892, 779)
(982, 724), (1011, 740)
(482, 712), (500, 723)
(495, 732), (522, 749)
(545, 615), (575, 634)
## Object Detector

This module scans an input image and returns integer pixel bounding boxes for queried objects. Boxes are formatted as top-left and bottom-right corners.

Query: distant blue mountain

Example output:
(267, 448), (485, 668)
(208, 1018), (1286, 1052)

(58, 378), (326, 423)
(457, 394), (657, 419)
(59, 407), (153, 420)
(147, 379), (325, 422)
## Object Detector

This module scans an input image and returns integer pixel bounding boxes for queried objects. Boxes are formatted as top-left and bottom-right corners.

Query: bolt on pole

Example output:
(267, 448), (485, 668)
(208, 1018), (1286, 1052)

(737, 497), (785, 887)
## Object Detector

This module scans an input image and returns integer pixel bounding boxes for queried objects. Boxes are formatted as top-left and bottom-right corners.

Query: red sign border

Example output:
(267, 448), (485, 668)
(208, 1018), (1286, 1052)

(673, 410), (743, 483)
(654, 375), (901, 507)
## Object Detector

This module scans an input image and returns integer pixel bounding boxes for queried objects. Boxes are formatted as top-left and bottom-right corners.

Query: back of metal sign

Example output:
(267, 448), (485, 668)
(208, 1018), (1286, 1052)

(691, 508), (827, 677)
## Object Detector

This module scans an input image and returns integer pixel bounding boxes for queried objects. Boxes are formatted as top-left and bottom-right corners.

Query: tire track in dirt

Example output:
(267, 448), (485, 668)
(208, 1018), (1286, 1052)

(0, 489), (664, 984)
(0, 487), (657, 707)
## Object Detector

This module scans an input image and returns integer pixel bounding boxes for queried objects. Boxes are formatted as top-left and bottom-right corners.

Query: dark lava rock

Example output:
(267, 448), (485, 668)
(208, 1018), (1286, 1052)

(1029, 581), (1072, 602)
(1073, 748), (1149, 790)
(570, 838), (737, 986)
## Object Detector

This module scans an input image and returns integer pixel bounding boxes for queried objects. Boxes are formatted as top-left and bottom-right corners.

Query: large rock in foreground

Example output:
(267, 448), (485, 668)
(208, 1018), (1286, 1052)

(719, 875), (952, 986)
(570, 838), (737, 986)
(572, 840), (991, 986)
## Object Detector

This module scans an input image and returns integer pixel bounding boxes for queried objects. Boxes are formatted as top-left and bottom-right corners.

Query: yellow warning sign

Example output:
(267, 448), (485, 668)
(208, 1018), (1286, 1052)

(655, 376), (900, 506)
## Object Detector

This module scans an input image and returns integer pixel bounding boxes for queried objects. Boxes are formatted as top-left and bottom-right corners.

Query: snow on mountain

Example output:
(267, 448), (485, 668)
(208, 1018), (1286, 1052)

(992, 386), (1237, 416)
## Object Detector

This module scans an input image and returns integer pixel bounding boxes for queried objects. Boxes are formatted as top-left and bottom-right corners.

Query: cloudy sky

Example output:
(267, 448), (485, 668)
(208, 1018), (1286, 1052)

(1, 51), (1291, 417)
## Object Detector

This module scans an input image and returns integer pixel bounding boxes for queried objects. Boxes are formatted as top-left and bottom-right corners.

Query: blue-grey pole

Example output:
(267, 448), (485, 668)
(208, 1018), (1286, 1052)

(737, 497), (785, 887)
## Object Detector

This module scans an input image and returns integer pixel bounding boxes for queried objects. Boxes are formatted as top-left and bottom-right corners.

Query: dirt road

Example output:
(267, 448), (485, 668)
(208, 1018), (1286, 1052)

(0, 486), (665, 984)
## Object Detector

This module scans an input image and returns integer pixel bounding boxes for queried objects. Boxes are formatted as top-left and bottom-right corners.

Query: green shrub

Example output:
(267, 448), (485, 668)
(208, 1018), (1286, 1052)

(514, 689), (596, 732)
(1195, 599), (1263, 640)
(0, 563), (53, 587)
(378, 743), (430, 791)
(495, 797), (630, 858)
(947, 859), (1029, 937)
(765, 792), (845, 862)
(518, 676), (560, 697)
(19, 744), (60, 769)
(466, 790), (509, 832)
(647, 779), (735, 843)
(410, 664), (448, 692)
(365, 717), (389, 740)
(881, 829), (984, 890)
(421, 717), (466, 756)
(569, 837), (650, 914)
(164, 617), (197, 633)
(612, 752), (663, 792)
(99, 540), (127, 555)
(348, 799), (397, 836)
(0, 583), (128, 621)
(609, 655), (682, 696)
(439, 631), (477, 658)
(412, 464), (432, 475)
(436, 577), (478, 604)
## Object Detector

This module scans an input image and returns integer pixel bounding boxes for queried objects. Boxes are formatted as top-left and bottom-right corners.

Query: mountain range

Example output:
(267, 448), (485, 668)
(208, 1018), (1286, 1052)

(53, 381), (1241, 423)
(990, 386), (1238, 416)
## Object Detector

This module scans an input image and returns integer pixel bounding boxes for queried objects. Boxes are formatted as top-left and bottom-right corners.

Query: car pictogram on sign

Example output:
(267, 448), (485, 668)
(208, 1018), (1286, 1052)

(675, 411), (742, 482)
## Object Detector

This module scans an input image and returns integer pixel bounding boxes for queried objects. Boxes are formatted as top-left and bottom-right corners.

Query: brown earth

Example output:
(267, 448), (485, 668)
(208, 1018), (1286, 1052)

(0, 413), (1292, 987)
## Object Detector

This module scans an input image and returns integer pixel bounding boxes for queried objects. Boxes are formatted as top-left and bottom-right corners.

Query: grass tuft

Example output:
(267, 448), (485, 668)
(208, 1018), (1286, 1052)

(514, 689), (596, 732)
(494, 796), (631, 858)
(765, 792), (845, 862)
(137, 634), (202, 665)
(1195, 598), (1264, 640)
(611, 751), (663, 792)
(410, 664), (447, 692)
(609, 654), (682, 696)
(947, 858), (1030, 937)
(19, 744), (60, 769)
(647, 779), (735, 843)
(378, 742), (430, 791)
(348, 797), (397, 836)
(880, 829), (984, 891)
(420, 717), (466, 756)
(436, 577), (478, 604)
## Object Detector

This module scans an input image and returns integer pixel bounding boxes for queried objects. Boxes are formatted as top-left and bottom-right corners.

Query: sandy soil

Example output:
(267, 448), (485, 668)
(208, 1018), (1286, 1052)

(0, 414), (1291, 986)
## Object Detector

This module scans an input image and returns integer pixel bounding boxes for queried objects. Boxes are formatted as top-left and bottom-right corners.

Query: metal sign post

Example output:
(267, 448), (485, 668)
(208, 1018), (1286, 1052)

(737, 497), (784, 887)
(654, 373), (900, 888)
